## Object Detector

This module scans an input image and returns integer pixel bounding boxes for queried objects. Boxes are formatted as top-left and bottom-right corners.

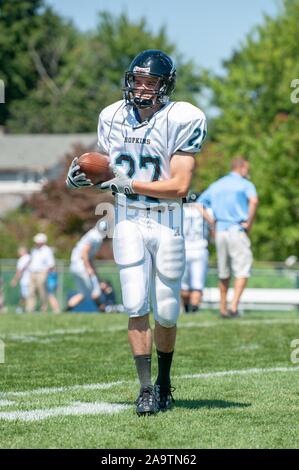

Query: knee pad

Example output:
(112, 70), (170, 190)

(156, 234), (185, 281)
(113, 220), (144, 266)
(119, 264), (150, 316)
(155, 307), (178, 328)
(153, 274), (181, 328)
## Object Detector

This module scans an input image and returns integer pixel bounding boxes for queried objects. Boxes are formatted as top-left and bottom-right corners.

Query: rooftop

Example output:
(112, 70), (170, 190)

(0, 133), (97, 171)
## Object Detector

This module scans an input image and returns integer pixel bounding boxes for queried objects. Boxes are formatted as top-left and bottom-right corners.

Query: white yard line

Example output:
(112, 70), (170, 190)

(182, 318), (299, 329)
(1, 366), (299, 400)
(180, 365), (299, 380)
(1, 366), (299, 422)
(0, 401), (130, 422)
(0, 381), (124, 398)
(0, 400), (16, 407)
(2, 317), (299, 343)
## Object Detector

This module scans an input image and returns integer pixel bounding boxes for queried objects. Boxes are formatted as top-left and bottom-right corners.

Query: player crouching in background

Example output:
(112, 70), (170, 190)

(65, 222), (107, 312)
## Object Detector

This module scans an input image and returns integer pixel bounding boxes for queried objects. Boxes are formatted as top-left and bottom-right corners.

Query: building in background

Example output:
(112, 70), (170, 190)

(0, 130), (97, 215)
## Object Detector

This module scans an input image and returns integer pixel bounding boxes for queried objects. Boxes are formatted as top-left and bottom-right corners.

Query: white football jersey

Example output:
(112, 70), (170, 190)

(97, 99), (207, 207)
(70, 228), (103, 273)
(183, 204), (212, 250)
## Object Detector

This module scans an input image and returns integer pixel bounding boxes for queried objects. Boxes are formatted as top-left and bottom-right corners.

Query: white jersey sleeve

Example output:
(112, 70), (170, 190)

(97, 100), (124, 155)
(167, 102), (207, 155)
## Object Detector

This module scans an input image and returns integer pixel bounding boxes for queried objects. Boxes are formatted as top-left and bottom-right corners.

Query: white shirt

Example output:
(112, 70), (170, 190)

(17, 253), (31, 286)
(70, 228), (103, 273)
(29, 245), (55, 273)
(97, 99), (207, 208)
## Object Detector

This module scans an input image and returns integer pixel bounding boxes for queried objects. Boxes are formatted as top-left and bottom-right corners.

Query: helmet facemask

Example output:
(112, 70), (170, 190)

(124, 72), (173, 109)
(123, 50), (176, 109)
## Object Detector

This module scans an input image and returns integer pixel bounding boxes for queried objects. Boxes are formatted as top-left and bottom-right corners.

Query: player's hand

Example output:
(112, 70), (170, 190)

(240, 221), (252, 233)
(100, 164), (135, 195)
(66, 157), (93, 189)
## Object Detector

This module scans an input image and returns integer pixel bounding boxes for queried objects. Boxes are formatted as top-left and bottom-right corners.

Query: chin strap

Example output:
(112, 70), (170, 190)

(133, 96), (155, 109)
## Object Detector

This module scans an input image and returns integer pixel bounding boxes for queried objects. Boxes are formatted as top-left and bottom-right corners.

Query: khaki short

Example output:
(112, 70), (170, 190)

(215, 228), (253, 279)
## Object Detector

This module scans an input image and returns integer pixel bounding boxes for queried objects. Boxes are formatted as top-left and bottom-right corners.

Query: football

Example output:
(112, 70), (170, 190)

(77, 152), (112, 184)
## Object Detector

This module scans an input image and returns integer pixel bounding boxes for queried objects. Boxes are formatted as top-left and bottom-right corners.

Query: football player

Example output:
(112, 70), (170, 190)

(181, 193), (214, 313)
(66, 223), (106, 311)
(66, 50), (207, 415)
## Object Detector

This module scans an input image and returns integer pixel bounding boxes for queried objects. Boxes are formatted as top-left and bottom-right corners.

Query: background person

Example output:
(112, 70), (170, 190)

(26, 233), (56, 313)
(198, 157), (259, 317)
(181, 193), (212, 313)
(10, 246), (31, 312)
(66, 223), (106, 311)
(46, 266), (60, 314)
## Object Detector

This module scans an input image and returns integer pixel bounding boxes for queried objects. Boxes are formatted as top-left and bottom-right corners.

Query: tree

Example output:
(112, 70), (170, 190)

(3, 7), (204, 132)
(0, 0), (81, 128)
(196, 0), (299, 260)
(0, 0), (42, 124)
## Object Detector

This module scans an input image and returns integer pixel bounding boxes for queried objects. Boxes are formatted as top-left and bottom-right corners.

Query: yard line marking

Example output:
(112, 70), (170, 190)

(0, 381), (124, 398)
(1, 366), (299, 399)
(2, 326), (127, 342)
(0, 401), (130, 422)
(0, 400), (15, 407)
(182, 318), (299, 329)
(2, 318), (299, 342)
(181, 366), (299, 380)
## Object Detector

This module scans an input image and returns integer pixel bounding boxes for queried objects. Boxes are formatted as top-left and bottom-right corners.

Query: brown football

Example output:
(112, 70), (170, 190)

(77, 152), (112, 184)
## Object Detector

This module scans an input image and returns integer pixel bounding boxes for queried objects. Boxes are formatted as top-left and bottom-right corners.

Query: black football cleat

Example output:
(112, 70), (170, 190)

(154, 384), (175, 412)
(135, 386), (159, 416)
(229, 309), (240, 318)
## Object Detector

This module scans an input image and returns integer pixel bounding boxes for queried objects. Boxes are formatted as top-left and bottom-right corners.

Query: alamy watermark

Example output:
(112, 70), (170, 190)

(94, 199), (185, 239)
(290, 79), (299, 104)
(290, 339), (299, 364)
(0, 339), (5, 364)
(0, 80), (5, 103)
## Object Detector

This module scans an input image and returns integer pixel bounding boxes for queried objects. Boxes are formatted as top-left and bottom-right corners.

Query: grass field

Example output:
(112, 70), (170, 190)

(0, 310), (299, 449)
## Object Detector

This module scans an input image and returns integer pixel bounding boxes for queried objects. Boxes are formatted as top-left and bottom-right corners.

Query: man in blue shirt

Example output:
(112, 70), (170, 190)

(198, 157), (259, 317)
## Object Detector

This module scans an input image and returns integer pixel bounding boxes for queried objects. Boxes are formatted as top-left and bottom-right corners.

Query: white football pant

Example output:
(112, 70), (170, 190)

(113, 211), (185, 328)
(181, 247), (209, 291)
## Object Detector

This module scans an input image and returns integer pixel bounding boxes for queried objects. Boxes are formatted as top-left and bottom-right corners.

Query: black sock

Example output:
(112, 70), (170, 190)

(191, 304), (199, 312)
(184, 303), (190, 313)
(156, 350), (174, 388)
(134, 354), (152, 390)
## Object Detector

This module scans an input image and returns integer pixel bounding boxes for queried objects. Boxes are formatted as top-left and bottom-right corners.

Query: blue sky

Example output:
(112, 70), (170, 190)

(47, 0), (281, 72)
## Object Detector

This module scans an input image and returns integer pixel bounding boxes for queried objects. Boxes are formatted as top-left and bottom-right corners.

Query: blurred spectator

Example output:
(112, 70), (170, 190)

(46, 267), (60, 314)
(10, 246), (31, 312)
(181, 193), (213, 313)
(66, 222), (107, 311)
(0, 277), (5, 313)
(26, 233), (56, 312)
(199, 157), (259, 318)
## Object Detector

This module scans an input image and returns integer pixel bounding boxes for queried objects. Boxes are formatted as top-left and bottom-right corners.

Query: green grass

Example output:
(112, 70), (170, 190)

(0, 310), (299, 448)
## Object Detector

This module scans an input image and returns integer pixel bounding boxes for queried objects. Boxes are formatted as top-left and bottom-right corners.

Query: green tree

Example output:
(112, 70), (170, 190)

(197, 0), (299, 260)
(4, 8), (204, 132)
(0, 0), (43, 124)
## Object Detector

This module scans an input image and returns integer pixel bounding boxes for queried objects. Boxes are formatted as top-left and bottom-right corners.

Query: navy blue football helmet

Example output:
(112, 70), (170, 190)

(124, 49), (176, 109)
(185, 191), (201, 203)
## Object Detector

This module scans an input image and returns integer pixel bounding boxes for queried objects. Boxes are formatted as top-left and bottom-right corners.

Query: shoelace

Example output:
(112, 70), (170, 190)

(136, 387), (155, 405)
(157, 385), (176, 403)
